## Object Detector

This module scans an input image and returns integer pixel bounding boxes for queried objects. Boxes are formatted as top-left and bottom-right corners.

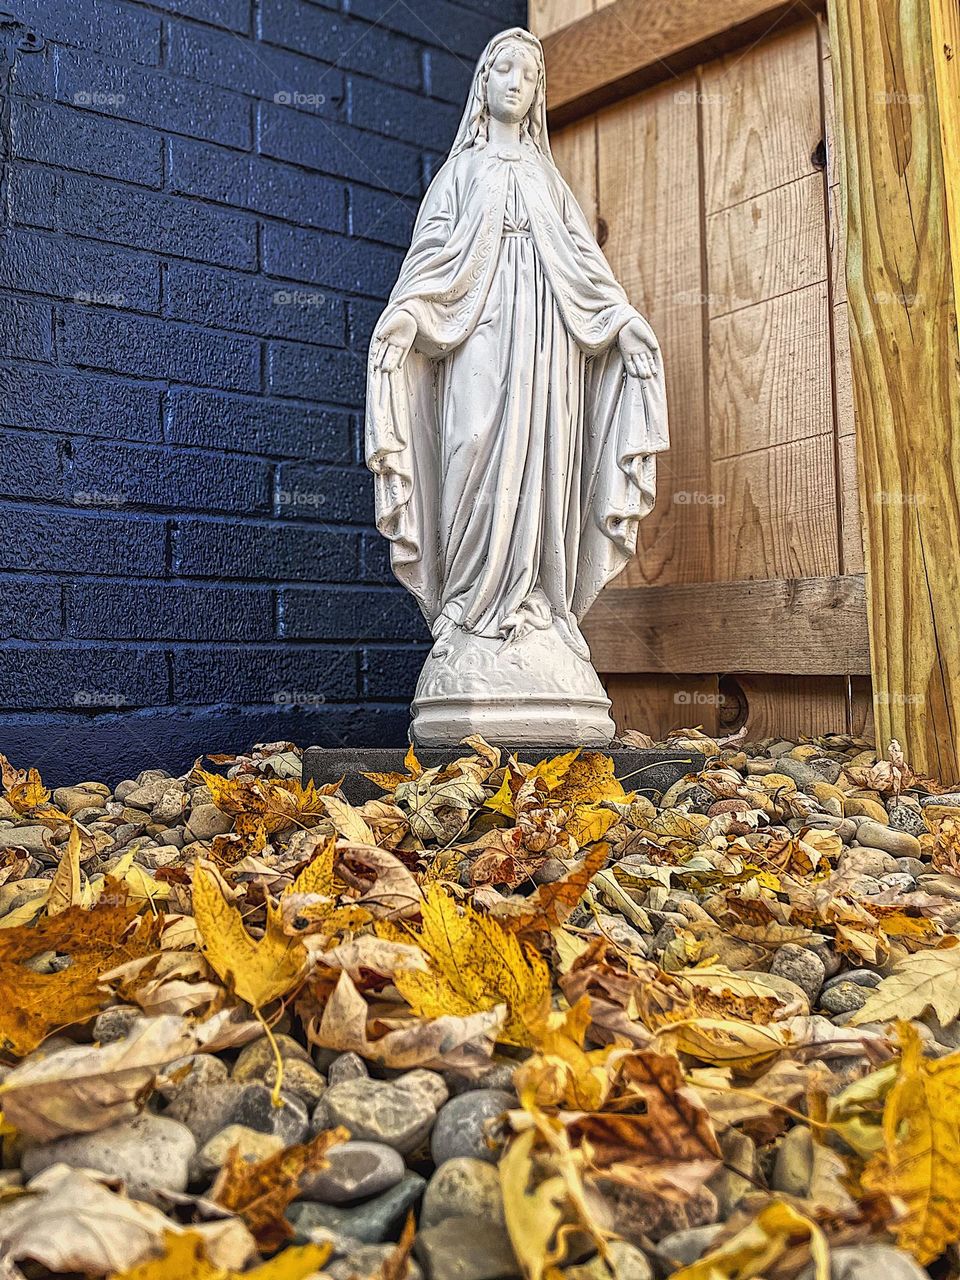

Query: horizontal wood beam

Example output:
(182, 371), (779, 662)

(584, 574), (869, 675)
(542, 0), (825, 127)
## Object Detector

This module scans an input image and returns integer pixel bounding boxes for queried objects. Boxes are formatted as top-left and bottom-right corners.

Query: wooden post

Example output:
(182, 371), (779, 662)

(827, 0), (960, 777)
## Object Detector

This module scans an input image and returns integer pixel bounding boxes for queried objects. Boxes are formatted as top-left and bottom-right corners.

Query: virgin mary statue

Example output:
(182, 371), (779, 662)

(365, 27), (668, 746)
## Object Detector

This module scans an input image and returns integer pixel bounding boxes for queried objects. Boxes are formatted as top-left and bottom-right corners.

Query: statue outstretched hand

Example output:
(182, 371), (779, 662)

(374, 310), (417, 372)
(618, 317), (658, 378)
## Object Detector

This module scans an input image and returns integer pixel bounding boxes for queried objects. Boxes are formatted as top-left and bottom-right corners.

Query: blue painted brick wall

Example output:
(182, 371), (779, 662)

(0, 0), (524, 784)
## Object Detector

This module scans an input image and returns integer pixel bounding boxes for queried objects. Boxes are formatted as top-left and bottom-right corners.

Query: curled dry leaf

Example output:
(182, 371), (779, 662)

(338, 843), (423, 920)
(0, 1166), (184, 1276)
(308, 969), (502, 1073)
(670, 1198), (830, 1280)
(0, 1013), (205, 1140)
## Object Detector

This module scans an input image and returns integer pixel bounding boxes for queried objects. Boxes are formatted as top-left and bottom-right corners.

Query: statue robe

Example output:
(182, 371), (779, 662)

(365, 139), (669, 646)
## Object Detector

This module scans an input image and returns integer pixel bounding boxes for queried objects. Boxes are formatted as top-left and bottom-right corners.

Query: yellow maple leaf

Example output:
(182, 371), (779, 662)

(861, 1022), (960, 1263)
(5, 767), (51, 814)
(280, 838), (369, 937)
(381, 886), (551, 1046)
(0, 889), (162, 1056)
(108, 1231), (330, 1280)
(192, 864), (307, 1011)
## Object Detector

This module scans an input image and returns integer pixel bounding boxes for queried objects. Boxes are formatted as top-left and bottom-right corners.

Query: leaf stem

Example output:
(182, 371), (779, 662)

(254, 1005), (286, 1107)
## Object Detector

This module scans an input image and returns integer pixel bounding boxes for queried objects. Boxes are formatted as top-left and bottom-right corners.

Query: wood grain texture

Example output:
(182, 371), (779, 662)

(595, 76), (711, 587)
(707, 175), (826, 317)
(541, 0), (824, 125)
(585, 574), (868, 674)
(709, 283), (832, 459)
(604, 674), (722, 738)
(827, 0), (960, 776)
(530, 0), (595, 38)
(711, 433), (839, 581)
(700, 22), (823, 214)
(731, 674), (851, 738)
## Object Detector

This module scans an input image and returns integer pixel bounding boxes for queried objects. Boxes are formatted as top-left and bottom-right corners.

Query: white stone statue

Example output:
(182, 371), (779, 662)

(365, 27), (668, 746)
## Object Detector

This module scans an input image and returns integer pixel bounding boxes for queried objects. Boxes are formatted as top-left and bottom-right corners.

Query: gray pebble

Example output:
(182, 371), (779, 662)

(896, 856), (926, 877)
(888, 805), (927, 837)
(820, 981), (870, 1015)
(186, 802), (233, 840)
(414, 1214), (520, 1280)
(93, 1005), (142, 1044)
(289, 1172), (425, 1244)
(430, 1090), (514, 1166)
(854, 820), (922, 859)
(322, 1078), (437, 1154)
(327, 1052), (369, 1085)
(797, 1244), (929, 1280)
(920, 791), (960, 808)
(165, 1081), (308, 1147)
(441, 1061), (516, 1098)
(326, 1247), (422, 1280)
(770, 944), (825, 1004)
(298, 1141), (405, 1205)
(22, 1114), (194, 1197)
(656, 1225), (724, 1267)
(878, 872), (916, 894)
(823, 968), (882, 990)
(421, 1157), (504, 1228)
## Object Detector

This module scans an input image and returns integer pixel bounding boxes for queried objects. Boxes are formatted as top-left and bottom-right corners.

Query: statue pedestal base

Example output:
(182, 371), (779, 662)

(409, 622), (616, 747)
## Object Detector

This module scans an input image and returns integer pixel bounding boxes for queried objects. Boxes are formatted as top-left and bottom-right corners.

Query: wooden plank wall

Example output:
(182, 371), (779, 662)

(533, 5), (872, 743)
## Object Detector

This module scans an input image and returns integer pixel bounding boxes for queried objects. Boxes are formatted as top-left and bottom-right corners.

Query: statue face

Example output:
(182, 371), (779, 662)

(485, 44), (539, 125)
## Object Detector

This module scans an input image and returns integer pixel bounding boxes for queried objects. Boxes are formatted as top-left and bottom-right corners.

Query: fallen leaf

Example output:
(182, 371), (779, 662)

(192, 863), (307, 1011)
(861, 1022), (960, 1263)
(0, 890), (163, 1056)
(108, 1229), (330, 1280)
(307, 969), (502, 1073)
(381, 885), (551, 1045)
(0, 1013), (204, 1140)
(670, 1198), (830, 1280)
(491, 844), (609, 935)
(0, 1165), (180, 1275)
(211, 1128), (347, 1250)
(851, 940), (960, 1026)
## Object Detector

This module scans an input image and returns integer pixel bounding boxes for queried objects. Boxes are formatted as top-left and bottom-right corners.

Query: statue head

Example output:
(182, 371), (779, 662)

(449, 28), (551, 157)
(485, 38), (539, 124)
